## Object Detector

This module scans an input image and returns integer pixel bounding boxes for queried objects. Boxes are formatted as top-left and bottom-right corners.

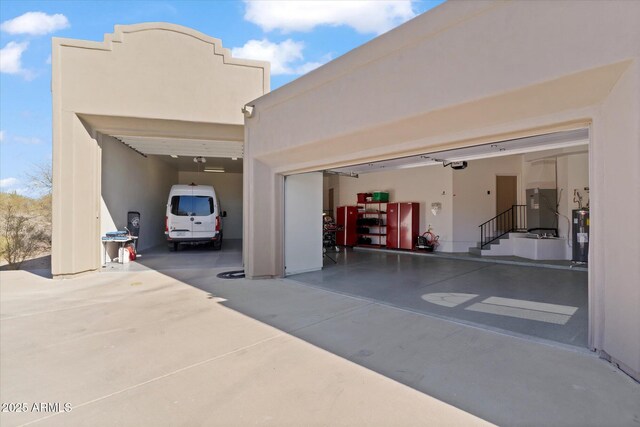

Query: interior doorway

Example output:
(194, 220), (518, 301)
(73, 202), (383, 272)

(496, 175), (518, 232)
(496, 175), (518, 214)
(328, 188), (335, 213)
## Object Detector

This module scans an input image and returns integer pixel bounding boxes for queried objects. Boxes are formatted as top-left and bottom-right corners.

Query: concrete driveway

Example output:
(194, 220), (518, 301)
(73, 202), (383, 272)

(1, 253), (638, 426)
(0, 268), (488, 427)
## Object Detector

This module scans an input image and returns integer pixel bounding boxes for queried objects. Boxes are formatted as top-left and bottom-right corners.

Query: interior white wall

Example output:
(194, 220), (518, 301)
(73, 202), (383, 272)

(332, 152), (590, 254)
(100, 135), (177, 257)
(556, 156), (570, 252)
(285, 173), (323, 275)
(523, 159), (557, 191)
(336, 166), (454, 251)
(178, 171), (243, 239)
(325, 175), (340, 214)
(322, 176), (330, 210)
(452, 156), (523, 251)
(557, 153), (589, 257)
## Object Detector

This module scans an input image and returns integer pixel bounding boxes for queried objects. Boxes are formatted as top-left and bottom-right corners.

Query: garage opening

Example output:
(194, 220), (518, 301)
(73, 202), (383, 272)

(99, 131), (244, 271)
(288, 128), (591, 348)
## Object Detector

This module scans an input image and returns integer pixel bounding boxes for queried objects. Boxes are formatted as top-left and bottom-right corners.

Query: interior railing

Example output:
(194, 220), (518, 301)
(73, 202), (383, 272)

(479, 205), (527, 248)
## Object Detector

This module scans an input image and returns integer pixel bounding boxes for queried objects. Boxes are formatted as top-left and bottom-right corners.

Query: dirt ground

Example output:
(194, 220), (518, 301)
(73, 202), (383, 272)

(0, 252), (51, 271)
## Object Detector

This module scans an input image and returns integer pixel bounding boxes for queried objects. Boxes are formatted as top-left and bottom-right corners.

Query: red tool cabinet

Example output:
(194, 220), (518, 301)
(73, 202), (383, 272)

(386, 202), (420, 250)
(336, 205), (358, 246)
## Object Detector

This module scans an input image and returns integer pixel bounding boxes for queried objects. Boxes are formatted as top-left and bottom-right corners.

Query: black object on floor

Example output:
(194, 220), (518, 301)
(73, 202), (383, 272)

(217, 270), (245, 279)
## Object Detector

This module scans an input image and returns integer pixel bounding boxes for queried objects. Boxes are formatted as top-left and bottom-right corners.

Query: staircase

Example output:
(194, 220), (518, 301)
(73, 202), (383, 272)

(469, 232), (529, 256)
(471, 205), (527, 256)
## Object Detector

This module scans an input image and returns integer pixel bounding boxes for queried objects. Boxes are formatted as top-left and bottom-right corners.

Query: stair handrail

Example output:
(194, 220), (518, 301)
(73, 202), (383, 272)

(478, 205), (526, 249)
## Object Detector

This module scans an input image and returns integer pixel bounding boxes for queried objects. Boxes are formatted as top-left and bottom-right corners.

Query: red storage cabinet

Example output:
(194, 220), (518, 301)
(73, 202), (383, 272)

(337, 206), (358, 246)
(387, 203), (399, 249)
(386, 202), (419, 250)
(400, 202), (420, 250)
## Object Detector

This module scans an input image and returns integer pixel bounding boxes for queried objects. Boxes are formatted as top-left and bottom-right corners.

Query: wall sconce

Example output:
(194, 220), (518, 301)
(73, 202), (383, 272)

(241, 104), (255, 118)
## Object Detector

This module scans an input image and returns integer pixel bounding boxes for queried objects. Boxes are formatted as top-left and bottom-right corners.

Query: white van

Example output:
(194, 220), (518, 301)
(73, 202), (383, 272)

(165, 184), (225, 251)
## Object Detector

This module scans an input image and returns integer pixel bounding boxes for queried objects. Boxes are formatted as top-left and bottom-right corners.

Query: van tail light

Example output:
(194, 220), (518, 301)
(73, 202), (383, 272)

(215, 216), (220, 231)
(165, 216), (168, 232)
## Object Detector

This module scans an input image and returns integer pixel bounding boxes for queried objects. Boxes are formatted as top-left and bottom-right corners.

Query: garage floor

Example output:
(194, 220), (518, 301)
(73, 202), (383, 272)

(292, 249), (588, 347)
(102, 238), (243, 272)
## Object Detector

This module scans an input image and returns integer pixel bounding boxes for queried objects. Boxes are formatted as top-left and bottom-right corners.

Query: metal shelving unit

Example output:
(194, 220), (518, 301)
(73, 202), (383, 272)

(356, 201), (387, 247)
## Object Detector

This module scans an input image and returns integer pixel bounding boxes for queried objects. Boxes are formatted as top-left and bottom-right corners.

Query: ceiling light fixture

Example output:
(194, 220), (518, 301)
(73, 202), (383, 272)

(170, 154), (178, 158)
(232, 157), (238, 161)
(204, 167), (225, 173)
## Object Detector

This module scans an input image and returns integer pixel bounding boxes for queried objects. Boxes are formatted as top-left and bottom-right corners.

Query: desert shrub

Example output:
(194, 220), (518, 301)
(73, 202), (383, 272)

(0, 194), (51, 269)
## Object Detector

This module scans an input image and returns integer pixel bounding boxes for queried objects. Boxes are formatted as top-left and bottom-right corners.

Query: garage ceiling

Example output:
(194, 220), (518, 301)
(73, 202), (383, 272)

(327, 128), (588, 175)
(114, 135), (243, 159)
(155, 155), (243, 173)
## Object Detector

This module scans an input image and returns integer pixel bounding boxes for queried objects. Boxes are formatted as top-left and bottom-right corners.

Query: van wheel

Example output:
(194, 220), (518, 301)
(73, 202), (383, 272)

(169, 242), (178, 252)
(214, 234), (223, 250)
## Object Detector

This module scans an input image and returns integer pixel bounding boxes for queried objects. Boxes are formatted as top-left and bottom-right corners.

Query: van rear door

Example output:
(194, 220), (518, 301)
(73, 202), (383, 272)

(191, 196), (216, 238)
(169, 192), (194, 238)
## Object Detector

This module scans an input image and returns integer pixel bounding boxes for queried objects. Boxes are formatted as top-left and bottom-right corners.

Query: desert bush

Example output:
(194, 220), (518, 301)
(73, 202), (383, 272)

(0, 194), (51, 269)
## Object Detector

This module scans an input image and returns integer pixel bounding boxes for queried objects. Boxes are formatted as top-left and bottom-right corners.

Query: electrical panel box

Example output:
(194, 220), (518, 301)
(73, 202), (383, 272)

(526, 188), (557, 234)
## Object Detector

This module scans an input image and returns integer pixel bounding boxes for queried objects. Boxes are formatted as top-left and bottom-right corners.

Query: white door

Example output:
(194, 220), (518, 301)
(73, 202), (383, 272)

(168, 191), (193, 238)
(191, 195), (216, 238)
(284, 172), (323, 275)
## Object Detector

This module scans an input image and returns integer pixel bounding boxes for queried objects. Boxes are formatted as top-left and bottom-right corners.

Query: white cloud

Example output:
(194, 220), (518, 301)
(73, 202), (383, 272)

(244, 1), (416, 35)
(46, 54), (51, 65)
(14, 136), (43, 145)
(0, 177), (19, 188)
(0, 130), (4, 142)
(232, 38), (327, 76)
(1, 11), (69, 36)
(0, 41), (29, 75)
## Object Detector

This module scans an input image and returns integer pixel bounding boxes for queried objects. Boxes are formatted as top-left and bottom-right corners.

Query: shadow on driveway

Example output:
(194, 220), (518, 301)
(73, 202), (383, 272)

(137, 251), (638, 427)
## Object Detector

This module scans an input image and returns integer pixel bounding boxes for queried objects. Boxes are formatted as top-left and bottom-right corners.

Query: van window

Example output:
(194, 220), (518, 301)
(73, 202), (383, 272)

(171, 196), (214, 216)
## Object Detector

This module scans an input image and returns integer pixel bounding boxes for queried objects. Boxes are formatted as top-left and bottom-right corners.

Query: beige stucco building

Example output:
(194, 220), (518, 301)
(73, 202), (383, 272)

(242, 0), (639, 380)
(51, 23), (269, 273)
(53, 1), (639, 382)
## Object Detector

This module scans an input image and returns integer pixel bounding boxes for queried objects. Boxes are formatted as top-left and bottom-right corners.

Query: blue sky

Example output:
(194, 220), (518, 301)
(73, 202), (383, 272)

(0, 0), (444, 197)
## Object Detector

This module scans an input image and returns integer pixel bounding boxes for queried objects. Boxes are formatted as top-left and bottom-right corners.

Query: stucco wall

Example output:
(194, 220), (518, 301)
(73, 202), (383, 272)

(596, 62), (640, 378)
(101, 135), (177, 256)
(178, 172), (243, 239)
(55, 24), (268, 125)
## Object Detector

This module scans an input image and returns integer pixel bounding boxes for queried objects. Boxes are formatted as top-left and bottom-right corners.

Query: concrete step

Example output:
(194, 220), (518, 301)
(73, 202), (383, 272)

(476, 240), (499, 249)
(476, 232), (529, 249)
(468, 247), (483, 256)
(471, 232), (531, 256)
